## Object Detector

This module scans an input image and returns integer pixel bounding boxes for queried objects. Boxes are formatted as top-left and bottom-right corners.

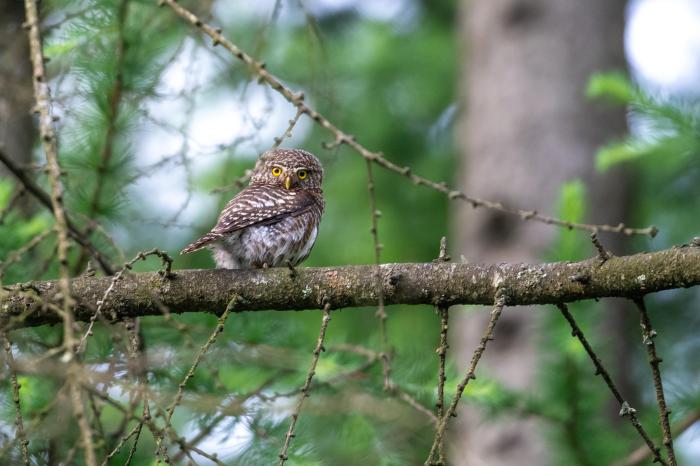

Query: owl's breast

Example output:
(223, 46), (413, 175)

(215, 209), (321, 269)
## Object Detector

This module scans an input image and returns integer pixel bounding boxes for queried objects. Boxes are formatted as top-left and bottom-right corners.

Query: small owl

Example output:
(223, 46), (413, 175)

(181, 148), (325, 269)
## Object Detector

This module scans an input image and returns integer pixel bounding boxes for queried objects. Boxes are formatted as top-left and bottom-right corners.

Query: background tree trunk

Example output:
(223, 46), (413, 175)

(0, 2), (34, 173)
(455, 0), (629, 464)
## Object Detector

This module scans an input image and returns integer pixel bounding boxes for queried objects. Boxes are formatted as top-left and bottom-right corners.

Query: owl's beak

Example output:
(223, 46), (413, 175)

(284, 175), (292, 190)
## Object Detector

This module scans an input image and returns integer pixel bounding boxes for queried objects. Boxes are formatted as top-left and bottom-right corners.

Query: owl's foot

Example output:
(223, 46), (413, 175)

(287, 261), (298, 279)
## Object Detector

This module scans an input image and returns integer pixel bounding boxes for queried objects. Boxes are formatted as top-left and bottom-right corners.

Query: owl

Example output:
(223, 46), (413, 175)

(181, 148), (325, 269)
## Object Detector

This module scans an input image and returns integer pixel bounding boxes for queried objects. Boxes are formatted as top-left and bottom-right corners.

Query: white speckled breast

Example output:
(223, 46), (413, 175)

(210, 210), (320, 269)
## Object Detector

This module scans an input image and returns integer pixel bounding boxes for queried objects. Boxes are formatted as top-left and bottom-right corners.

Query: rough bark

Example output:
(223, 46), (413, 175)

(2, 244), (699, 329)
(456, 0), (629, 463)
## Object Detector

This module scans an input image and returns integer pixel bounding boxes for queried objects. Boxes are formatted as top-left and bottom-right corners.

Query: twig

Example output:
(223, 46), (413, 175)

(425, 291), (506, 466)
(633, 298), (676, 465)
(0, 381), (66, 463)
(326, 344), (438, 424)
(617, 408), (700, 466)
(77, 249), (172, 354)
(365, 159), (393, 392)
(1, 333), (31, 466)
(399, 390), (438, 425)
(0, 149), (115, 275)
(434, 307), (449, 457)
(434, 237), (450, 464)
(86, 385), (226, 466)
(159, 0), (657, 238)
(101, 420), (143, 466)
(590, 232), (612, 263)
(155, 296), (237, 462)
(164, 300), (235, 424)
(0, 229), (54, 282)
(0, 186), (25, 225)
(210, 108), (305, 195)
(278, 302), (332, 465)
(23, 1), (97, 465)
(170, 374), (280, 464)
(556, 303), (667, 465)
(273, 108), (305, 149)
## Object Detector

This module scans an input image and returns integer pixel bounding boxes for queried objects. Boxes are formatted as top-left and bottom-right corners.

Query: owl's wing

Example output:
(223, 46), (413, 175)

(180, 186), (318, 254)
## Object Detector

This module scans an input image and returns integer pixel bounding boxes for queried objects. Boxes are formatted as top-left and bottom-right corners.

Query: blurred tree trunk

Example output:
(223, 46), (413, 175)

(454, 0), (629, 464)
(0, 2), (34, 173)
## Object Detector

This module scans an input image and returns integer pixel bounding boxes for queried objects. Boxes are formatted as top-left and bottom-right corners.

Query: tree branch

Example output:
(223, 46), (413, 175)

(2, 244), (699, 329)
(0, 148), (115, 275)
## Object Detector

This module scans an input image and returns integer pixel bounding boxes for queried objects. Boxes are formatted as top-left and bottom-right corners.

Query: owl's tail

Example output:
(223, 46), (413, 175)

(180, 233), (221, 254)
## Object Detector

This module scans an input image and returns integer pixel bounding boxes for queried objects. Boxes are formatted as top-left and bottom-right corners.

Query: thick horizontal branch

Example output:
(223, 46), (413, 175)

(2, 244), (699, 328)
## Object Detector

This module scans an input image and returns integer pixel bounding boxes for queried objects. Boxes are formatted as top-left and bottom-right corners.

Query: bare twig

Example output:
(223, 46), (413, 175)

(86, 385), (226, 466)
(435, 306), (449, 420)
(164, 300), (235, 424)
(434, 305), (449, 464)
(159, 0), (658, 238)
(556, 303), (667, 465)
(23, 1), (96, 464)
(273, 108), (305, 150)
(101, 420), (143, 466)
(1, 334), (31, 466)
(0, 186), (25, 225)
(425, 290), (506, 466)
(210, 108), (306, 195)
(365, 159), (393, 392)
(77, 249), (173, 354)
(0, 229), (54, 282)
(171, 373), (281, 464)
(591, 232), (612, 263)
(399, 390), (438, 424)
(279, 302), (332, 465)
(434, 237), (451, 464)
(0, 149), (115, 275)
(633, 298), (676, 465)
(618, 408), (700, 466)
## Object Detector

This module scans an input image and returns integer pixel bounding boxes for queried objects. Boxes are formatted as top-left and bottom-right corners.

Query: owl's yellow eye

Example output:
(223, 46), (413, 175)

(297, 169), (308, 180)
(271, 167), (282, 177)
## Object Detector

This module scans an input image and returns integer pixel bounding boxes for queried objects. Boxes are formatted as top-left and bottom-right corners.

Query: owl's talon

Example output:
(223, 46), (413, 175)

(287, 261), (298, 279)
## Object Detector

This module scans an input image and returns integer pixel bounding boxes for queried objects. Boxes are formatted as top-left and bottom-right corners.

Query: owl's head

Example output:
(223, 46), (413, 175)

(250, 148), (324, 190)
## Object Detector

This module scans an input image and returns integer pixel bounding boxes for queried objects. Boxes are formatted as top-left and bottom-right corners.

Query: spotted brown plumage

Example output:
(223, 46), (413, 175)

(181, 148), (325, 269)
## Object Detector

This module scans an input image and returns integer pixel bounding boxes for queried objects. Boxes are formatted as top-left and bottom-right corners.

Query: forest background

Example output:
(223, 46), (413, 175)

(1, 0), (699, 465)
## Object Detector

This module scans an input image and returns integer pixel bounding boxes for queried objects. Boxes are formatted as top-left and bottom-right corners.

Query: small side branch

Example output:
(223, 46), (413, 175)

(365, 159), (393, 391)
(425, 291), (506, 466)
(279, 302), (332, 465)
(24, 0), (96, 464)
(164, 300), (236, 424)
(77, 249), (173, 354)
(556, 303), (667, 465)
(434, 236), (451, 464)
(434, 304), (449, 465)
(617, 408), (700, 466)
(2, 334), (31, 466)
(633, 298), (676, 466)
(435, 305), (449, 421)
(0, 149), (115, 275)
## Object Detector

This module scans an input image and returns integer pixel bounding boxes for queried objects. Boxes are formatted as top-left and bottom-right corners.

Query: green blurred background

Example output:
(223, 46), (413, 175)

(0, 0), (699, 465)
